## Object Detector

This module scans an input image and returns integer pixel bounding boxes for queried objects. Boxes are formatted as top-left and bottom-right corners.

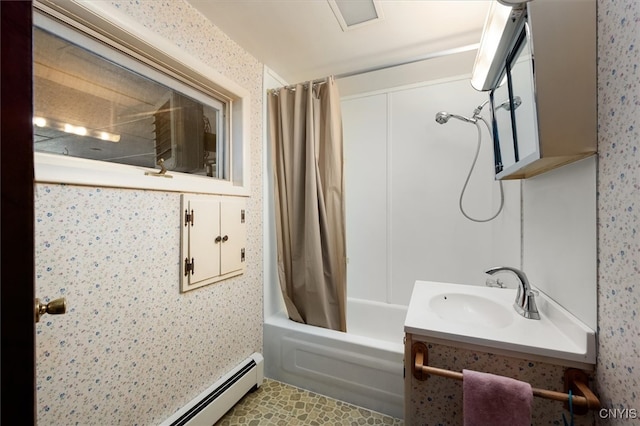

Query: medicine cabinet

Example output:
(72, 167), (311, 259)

(473, 0), (596, 180)
(180, 194), (246, 292)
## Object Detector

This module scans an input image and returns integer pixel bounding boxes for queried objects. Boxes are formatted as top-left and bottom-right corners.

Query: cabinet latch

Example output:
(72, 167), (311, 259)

(184, 209), (194, 226)
(184, 257), (195, 276)
(241, 248), (245, 262)
(241, 209), (245, 223)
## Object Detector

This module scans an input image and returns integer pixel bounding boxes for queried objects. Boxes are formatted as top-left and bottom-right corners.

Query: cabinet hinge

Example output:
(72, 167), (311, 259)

(240, 209), (245, 223)
(241, 248), (246, 262)
(184, 209), (194, 227)
(184, 257), (195, 276)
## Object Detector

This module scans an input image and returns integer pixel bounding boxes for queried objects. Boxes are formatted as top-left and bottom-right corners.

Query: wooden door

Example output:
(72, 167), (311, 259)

(1, 1), (36, 424)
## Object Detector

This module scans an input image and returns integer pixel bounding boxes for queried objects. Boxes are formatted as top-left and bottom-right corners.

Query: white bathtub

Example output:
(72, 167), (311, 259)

(263, 298), (408, 419)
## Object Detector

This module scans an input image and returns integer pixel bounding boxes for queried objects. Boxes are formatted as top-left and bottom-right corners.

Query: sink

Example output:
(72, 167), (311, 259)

(428, 293), (514, 329)
(405, 280), (596, 369)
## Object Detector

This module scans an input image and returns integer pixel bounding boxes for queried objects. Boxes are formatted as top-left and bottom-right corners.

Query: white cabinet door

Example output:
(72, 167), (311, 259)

(220, 200), (246, 275)
(181, 194), (246, 292)
(187, 197), (221, 286)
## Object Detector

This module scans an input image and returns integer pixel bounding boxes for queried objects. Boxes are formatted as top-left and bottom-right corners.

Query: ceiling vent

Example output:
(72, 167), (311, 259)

(327, 0), (384, 31)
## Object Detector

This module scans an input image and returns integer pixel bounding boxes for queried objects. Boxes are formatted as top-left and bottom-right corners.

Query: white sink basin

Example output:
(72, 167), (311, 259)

(429, 293), (514, 329)
(405, 281), (596, 368)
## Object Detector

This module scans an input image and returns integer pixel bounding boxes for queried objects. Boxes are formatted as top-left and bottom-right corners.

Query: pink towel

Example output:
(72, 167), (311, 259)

(463, 369), (533, 426)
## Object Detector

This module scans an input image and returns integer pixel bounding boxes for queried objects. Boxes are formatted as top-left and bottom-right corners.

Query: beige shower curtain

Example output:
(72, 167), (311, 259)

(267, 76), (347, 332)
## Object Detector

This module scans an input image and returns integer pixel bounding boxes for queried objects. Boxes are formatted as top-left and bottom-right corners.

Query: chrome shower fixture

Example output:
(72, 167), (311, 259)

(432, 105), (506, 223)
(473, 99), (491, 117)
(434, 111), (477, 124)
(496, 95), (522, 111)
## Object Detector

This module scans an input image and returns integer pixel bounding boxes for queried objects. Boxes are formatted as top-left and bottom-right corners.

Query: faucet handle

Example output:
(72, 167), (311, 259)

(485, 278), (505, 288)
(521, 288), (541, 320)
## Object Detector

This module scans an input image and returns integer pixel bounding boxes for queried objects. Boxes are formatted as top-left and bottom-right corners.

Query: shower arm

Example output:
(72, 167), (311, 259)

(473, 99), (491, 117)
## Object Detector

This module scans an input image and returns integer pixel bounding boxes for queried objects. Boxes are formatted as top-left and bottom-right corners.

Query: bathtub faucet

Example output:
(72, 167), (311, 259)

(485, 266), (540, 320)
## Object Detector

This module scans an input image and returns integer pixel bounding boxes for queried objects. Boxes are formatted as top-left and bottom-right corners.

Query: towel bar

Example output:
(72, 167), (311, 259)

(411, 342), (600, 412)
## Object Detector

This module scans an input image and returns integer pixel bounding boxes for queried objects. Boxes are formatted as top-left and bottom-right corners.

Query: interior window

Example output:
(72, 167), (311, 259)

(33, 26), (228, 179)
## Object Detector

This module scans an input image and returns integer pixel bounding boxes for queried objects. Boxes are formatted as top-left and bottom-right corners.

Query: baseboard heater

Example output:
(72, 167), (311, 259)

(161, 353), (264, 426)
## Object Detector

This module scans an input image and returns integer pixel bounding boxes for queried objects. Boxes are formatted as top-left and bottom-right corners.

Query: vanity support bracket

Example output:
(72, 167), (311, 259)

(412, 342), (429, 381)
(564, 368), (599, 414)
(411, 342), (600, 412)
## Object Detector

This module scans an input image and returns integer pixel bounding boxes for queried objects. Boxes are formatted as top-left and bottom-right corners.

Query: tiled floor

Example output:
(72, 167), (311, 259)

(216, 378), (404, 425)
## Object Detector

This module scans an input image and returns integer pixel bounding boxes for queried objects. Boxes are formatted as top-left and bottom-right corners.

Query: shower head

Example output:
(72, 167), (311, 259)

(435, 111), (450, 124)
(435, 111), (476, 124)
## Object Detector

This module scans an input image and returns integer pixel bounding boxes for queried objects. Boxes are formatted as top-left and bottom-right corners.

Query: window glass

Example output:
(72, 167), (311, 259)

(33, 27), (227, 179)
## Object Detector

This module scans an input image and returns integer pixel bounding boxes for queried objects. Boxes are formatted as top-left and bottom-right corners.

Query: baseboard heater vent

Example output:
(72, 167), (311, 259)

(161, 353), (264, 426)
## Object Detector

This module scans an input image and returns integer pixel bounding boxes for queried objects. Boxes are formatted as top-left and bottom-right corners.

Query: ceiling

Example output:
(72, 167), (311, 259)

(186, 0), (492, 84)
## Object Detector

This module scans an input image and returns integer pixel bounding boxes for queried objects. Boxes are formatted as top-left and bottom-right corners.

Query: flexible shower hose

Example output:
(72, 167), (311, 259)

(458, 116), (504, 223)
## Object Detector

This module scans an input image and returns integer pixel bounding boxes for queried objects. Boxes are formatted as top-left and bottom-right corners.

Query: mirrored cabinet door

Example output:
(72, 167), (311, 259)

(491, 78), (514, 174)
(490, 22), (542, 179)
(481, 1), (596, 180)
(507, 23), (539, 168)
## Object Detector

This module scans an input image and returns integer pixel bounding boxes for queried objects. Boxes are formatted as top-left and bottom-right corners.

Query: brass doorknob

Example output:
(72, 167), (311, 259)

(35, 297), (67, 323)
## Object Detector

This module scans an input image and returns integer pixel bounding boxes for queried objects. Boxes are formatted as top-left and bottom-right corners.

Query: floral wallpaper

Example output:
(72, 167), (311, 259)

(34, 1), (264, 424)
(595, 0), (640, 423)
(33, 0), (640, 425)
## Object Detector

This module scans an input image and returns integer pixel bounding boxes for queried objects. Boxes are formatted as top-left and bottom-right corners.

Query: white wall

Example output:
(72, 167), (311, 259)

(523, 156), (597, 330)
(263, 67), (287, 318)
(341, 93), (389, 302)
(342, 76), (522, 305)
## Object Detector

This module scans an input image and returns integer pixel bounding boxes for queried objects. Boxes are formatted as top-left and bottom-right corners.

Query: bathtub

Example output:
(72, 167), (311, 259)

(263, 298), (408, 419)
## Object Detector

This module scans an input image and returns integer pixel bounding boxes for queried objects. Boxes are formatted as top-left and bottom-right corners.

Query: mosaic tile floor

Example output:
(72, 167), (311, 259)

(216, 378), (404, 426)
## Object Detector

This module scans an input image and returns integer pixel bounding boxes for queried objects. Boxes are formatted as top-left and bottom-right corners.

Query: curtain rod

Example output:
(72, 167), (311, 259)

(334, 43), (479, 80)
(272, 43), (479, 92)
(273, 79), (328, 92)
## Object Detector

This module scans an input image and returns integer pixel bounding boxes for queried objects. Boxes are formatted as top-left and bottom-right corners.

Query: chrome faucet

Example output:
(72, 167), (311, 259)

(485, 266), (540, 320)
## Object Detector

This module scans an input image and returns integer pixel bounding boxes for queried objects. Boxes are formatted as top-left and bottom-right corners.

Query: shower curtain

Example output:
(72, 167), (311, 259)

(267, 76), (347, 332)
